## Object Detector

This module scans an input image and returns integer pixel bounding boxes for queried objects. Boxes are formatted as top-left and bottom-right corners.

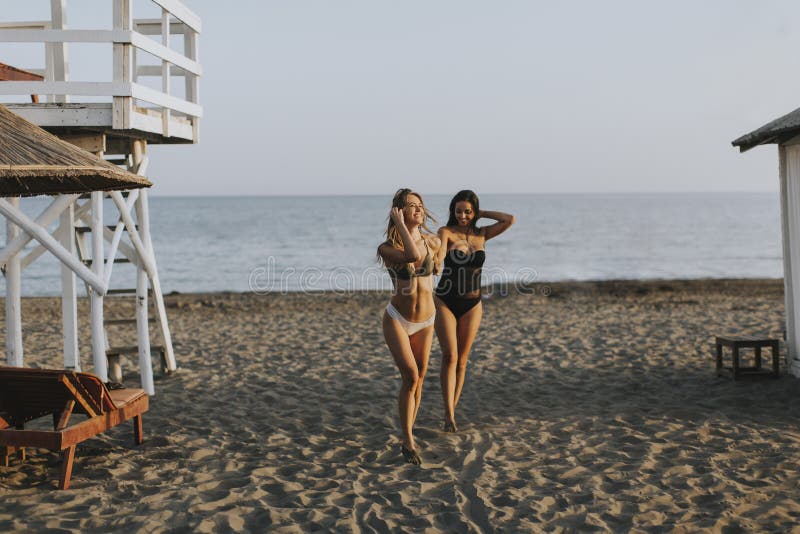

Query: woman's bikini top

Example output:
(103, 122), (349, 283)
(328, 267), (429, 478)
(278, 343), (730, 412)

(444, 248), (486, 268)
(436, 229), (486, 296)
(387, 236), (435, 280)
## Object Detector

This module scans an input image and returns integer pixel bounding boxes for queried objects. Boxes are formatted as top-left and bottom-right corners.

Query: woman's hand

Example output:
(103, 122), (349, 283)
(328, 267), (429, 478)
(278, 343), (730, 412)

(390, 207), (406, 227)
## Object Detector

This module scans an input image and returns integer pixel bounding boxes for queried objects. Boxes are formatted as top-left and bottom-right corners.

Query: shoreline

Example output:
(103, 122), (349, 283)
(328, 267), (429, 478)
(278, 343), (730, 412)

(5, 276), (786, 301)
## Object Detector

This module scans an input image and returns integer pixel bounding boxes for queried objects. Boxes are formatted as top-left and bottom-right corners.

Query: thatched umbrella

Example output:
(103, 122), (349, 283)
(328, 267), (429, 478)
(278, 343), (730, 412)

(0, 104), (151, 197)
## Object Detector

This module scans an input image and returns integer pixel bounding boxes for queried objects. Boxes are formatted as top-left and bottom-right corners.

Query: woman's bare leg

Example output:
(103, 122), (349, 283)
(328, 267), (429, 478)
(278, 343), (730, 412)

(435, 298), (459, 430)
(383, 312), (420, 452)
(453, 302), (482, 410)
(409, 325), (433, 426)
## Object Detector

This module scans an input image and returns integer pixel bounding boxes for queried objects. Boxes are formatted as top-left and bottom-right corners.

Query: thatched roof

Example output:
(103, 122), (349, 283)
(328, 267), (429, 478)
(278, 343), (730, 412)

(732, 106), (800, 152)
(0, 104), (151, 197)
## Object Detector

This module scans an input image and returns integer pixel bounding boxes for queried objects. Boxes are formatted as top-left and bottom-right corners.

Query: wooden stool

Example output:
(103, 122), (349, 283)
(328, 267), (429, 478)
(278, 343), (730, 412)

(715, 335), (780, 380)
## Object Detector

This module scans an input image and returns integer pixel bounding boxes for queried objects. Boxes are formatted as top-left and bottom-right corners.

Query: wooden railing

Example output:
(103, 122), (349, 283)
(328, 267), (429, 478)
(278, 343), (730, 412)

(0, 0), (202, 142)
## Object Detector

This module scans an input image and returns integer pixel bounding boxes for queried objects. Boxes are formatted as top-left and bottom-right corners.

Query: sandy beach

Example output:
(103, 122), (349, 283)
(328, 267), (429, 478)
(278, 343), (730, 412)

(1, 278), (800, 532)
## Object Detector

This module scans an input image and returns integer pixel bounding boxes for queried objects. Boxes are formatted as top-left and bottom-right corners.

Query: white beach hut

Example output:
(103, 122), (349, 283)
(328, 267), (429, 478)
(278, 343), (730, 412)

(733, 108), (800, 378)
(0, 0), (202, 394)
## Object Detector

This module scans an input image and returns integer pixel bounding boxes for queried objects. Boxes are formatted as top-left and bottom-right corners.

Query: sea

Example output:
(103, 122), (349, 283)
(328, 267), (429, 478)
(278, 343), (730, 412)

(1, 192), (784, 297)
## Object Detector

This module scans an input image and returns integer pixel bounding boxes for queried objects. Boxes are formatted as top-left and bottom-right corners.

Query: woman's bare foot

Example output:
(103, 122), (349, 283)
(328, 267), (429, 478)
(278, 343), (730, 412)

(443, 418), (458, 433)
(401, 445), (422, 465)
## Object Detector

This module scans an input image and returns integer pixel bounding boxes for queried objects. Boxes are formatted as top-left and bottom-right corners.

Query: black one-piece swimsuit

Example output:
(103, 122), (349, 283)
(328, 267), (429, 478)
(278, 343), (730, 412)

(435, 248), (486, 319)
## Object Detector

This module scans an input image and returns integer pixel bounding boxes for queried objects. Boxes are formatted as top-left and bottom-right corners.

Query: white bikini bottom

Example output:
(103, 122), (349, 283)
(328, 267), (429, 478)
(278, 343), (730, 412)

(386, 303), (435, 336)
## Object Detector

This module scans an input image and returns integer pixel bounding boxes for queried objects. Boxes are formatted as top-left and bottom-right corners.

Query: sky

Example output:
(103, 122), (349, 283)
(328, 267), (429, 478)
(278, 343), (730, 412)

(2, 1), (800, 196)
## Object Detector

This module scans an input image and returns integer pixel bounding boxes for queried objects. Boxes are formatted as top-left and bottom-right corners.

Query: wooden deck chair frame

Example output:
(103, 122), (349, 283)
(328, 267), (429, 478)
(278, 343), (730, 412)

(0, 367), (148, 489)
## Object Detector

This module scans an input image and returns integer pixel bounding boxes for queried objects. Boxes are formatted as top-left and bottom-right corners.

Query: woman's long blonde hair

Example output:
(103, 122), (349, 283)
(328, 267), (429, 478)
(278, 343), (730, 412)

(384, 188), (437, 250)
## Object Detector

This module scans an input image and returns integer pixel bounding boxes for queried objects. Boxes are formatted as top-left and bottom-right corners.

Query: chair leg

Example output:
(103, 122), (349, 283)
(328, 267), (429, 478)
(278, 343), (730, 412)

(133, 415), (143, 445)
(4, 425), (27, 468)
(1, 446), (25, 466)
(772, 341), (780, 377)
(716, 341), (723, 375)
(59, 446), (76, 490)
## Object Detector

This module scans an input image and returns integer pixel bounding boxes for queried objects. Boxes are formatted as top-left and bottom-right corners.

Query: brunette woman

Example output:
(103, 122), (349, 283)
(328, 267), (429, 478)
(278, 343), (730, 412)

(435, 190), (514, 432)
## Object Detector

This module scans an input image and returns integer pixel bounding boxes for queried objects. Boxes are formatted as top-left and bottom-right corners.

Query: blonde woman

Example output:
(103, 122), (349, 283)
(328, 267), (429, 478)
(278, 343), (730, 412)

(378, 188), (440, 465)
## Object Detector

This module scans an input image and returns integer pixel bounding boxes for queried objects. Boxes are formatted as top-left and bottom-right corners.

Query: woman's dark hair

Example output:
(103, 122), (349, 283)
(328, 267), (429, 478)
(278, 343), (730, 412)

(447, 190), (480, 230)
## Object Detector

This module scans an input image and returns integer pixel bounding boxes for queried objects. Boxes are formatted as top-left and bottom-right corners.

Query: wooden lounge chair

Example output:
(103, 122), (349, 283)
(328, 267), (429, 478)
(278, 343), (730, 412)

(0, 367), (148, 489)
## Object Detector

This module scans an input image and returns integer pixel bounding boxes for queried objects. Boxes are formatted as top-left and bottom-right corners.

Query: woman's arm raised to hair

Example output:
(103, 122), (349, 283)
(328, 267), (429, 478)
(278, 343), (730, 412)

(378, 208), (423, 264)
(479, 210), (515, 240)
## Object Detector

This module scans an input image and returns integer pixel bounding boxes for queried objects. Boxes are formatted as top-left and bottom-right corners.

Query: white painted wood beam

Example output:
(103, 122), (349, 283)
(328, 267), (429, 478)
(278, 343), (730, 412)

(90, 192), (107, 381)
(50, 0), (69, 104)
(129, 111), (194, 141)
(0, 198), (106, 294)
(148, 0), (202, 33)
(0, 81), (130, 96)
(4, 197), (23, 367)
(103, 189), (139, 287)
(113, 1), (133, 130)
(135, 154), (149, 176)
(0, 31), (201, 76)
(20, 214), (82, 270)
(59, 202), (80, 370)
(136, 188), (177, 372)
(109, 192), (156, 277)
(161, 9), (171, 138)
(0, 29), (128, 44)
(0, 194), (78, 269)
(137, 65), (188, 77)
(5, 104), (114, 128)
(130, 33), (201, 75)
(0, 82), (202, 118)
(184, 30), (199, 142)
(135, 18), (189, 35)
(20, 193), (91, 271)
(781, 144), (800, 377)
(73, 197), (93, 221)
(75, 211), (143, 269)
(132, 150), (156, 394)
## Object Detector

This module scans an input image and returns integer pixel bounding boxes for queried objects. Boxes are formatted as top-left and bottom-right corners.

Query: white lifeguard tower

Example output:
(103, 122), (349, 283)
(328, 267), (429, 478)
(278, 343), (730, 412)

(0, 0), (202, 395)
